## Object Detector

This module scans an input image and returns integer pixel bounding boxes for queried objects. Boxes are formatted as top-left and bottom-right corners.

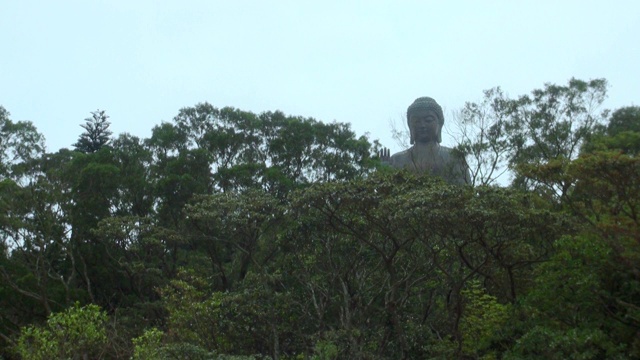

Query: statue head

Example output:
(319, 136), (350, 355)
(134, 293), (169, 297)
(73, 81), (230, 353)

(407, 97), (444, 144)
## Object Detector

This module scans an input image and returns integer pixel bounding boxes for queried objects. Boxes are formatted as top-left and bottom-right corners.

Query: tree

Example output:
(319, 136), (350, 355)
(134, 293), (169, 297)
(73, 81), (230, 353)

(452, 87), (513, 186)
(588, 106), (640, 155)
(146, 170), (566, 359)
(512, 116), (640, 358)
(454, 78), (609, 196)
(160, 270), (300, 359)
(11, 96), (633, 357)
(109, 133), (155, 217)
(607, 106), (640, 135)
(0, 106), (45, 180)
(278, 172), (564, 358)
(0, 149), (81, 349)
(15, 303), (108, 360)
(166, 103), (377, 195)
(73, 110), (112, 153)
(184, 190), (283, 291)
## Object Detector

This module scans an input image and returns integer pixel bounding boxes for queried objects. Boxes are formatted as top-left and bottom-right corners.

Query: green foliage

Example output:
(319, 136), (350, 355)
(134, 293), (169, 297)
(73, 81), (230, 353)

(4, 89), (640, 358)
(0, 106), (45, 180)
(0, 149), (80, 326)
(132, 328), (167, 360)
(454, 87), (514, 186)
(279, 171), (564, 358)
(73, 109), (113, 153)
(456, 78), (608, 195)
(110, 134), (155, 217)
(514, 122), (640, 358)
(132, 328), (264, 360)
(311, 340), (339, 360)
(607, 106), (640, 135)
(505, 326), (627, 360)
(153, 103), (376, 196)
(505, 235), (628, 359)
(160, 270), (299, 358)
(583, 106), (640, 155)
(16, 303), (107, 360)
(459, 281), (509, 358)
(184, 190), (282, 290)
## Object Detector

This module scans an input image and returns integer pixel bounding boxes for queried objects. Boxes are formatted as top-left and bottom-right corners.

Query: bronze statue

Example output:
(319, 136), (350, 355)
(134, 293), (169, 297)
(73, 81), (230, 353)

(380, 97), (470, 185)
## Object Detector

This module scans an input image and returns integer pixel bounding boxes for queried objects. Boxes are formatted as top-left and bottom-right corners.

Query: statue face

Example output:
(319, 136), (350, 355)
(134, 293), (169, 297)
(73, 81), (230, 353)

(409, 109), (440, 143)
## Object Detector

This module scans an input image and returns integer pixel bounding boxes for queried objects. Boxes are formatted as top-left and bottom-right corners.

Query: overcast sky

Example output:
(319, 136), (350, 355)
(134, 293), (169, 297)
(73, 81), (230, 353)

(2, 1), (639, 153)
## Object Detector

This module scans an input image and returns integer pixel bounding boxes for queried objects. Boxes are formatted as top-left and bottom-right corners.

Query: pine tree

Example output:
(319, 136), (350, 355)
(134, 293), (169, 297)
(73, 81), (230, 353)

(73, 109), (113, 153)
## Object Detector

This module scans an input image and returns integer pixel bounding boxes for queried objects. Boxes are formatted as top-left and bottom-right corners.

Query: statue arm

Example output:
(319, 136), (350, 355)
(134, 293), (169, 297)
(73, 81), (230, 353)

(462, 162), (471, 185)
(456, 155), (472, 185)
(441, 147), (471, 185)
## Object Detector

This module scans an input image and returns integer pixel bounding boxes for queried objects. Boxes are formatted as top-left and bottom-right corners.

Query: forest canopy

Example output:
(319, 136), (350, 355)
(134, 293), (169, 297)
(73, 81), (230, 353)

(1, 78), (639, 359)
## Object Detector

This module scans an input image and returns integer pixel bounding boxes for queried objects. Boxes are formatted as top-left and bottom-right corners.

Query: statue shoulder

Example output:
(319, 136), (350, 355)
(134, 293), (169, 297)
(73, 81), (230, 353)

(439, 145), (454, 153)
(390, 148), (411, 160)
(389, 148), (412, 167)
(439, 145), (463, 159)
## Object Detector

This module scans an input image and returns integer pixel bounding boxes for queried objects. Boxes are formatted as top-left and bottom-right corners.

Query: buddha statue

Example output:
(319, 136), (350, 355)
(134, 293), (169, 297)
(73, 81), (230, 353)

(381, 97), (470, 185)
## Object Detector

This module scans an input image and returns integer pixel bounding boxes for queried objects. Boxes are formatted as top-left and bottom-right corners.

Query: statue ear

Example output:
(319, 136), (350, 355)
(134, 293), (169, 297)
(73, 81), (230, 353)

(437, 126), (442, 143)
(409, 127), (415, 145)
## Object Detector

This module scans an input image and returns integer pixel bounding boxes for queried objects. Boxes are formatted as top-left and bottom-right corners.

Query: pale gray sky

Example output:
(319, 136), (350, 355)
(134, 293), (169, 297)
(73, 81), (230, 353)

(2, 0), (639, 153)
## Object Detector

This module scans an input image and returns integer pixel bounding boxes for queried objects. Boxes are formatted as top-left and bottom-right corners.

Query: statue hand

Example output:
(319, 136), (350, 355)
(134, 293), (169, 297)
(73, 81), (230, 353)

(378, 147), (391, 164)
